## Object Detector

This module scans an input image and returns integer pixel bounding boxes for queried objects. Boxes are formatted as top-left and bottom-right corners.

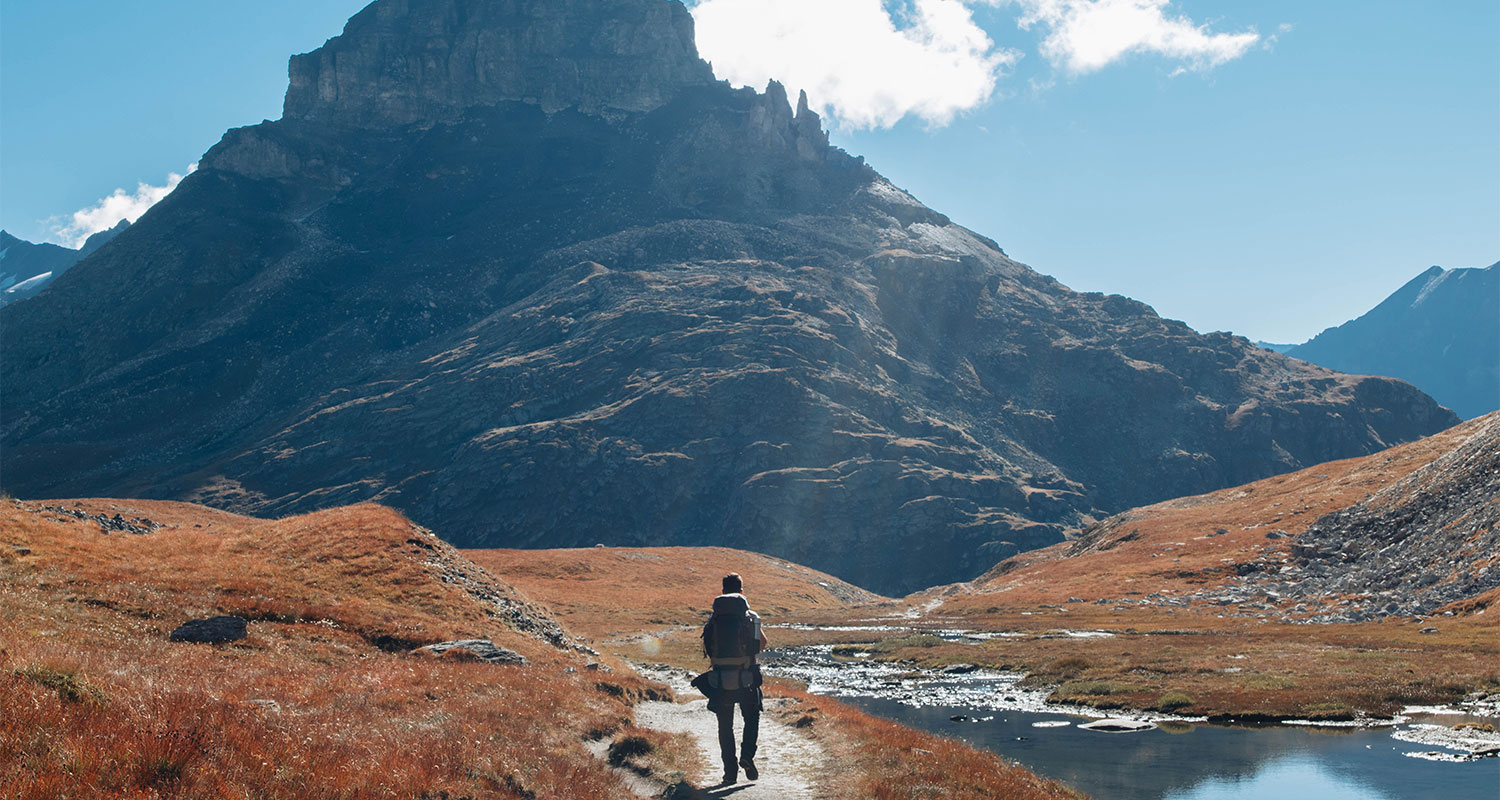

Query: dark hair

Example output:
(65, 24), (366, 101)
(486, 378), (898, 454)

(722, 573), (742, 594)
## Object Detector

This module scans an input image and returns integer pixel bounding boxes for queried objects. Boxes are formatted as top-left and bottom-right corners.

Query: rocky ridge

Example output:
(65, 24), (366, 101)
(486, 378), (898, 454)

(0, 0), (1457, 595)
(1191, 411), (1499, 623)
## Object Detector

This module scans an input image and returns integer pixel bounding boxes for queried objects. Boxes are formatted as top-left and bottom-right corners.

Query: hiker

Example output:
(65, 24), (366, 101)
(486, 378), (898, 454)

(700, 572), (769, 785)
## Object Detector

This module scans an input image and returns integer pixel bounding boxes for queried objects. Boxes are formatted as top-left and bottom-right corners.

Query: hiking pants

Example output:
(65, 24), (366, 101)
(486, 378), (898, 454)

(715, 694), (759, 770)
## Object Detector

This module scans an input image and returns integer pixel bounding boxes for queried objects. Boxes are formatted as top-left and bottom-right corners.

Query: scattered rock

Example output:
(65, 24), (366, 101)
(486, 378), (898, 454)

(247, 699), (282, 713)
(11, 546), (30, 556)
(34, 504), (160, 535)
(1419, 627), (1439, 634)
(413, 639), (529, 666)
(941, 664), (979, 674)
(170, 616), (248, 644)
(950, 715), (970, 723)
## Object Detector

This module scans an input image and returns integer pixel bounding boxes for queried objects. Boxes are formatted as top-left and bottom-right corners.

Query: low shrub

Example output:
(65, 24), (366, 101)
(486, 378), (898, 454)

(1155, 692), (1194, 711)
(1047, 656), (1092, 678)
(15, 665), (107, 705)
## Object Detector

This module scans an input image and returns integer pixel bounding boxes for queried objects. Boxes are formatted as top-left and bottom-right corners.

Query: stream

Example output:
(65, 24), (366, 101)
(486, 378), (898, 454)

(761, 641), (1500, 800)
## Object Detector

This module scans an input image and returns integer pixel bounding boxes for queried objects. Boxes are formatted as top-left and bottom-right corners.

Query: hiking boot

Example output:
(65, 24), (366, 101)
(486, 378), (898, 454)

(740, 758), (758, 781)
(720, 768), (737, 786)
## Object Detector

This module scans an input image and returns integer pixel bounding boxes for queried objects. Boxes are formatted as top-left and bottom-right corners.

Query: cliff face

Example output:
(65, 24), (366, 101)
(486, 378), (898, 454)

(0, 0), (1458, 594)
(283, 0), (714, 126)
(1287, 263), (1499, 421)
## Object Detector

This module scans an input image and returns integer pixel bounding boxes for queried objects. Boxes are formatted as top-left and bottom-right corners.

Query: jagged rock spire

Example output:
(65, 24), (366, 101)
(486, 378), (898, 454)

(283, 0), (716, 127)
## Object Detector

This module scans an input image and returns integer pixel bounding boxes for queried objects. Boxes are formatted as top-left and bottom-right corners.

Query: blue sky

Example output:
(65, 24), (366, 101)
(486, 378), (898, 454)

(2, 0), (1496, 342)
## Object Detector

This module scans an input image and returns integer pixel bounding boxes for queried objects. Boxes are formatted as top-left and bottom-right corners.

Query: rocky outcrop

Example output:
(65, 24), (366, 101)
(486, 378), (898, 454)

(0, 0), (1458, 595)
(170, 616), (249, 644)
(414, 639), (529, 665)
(1286, 263), (1499, 420)
(283, 0), (714, 127)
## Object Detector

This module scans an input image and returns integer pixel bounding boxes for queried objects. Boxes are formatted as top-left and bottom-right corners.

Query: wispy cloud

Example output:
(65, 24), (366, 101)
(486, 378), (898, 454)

(50, 164), (197, 248)
(690, 0), (1020, 129)
(1001, 0), (1261, 74)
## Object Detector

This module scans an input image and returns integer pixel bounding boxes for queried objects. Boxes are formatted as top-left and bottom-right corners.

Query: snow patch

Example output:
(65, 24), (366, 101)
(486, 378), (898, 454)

(4, 271), (52, 294)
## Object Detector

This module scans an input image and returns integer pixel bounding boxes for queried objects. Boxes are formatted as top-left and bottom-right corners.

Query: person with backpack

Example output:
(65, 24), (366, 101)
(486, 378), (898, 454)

(700, 572), (768, 785)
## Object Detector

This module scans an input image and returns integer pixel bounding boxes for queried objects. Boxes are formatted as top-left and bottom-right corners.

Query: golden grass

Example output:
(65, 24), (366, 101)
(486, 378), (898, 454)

(766, 684), (1083, 800)
(948, 415), (1488, 606)
(0, 499), (662, 799)
(465, 545), (892, 640)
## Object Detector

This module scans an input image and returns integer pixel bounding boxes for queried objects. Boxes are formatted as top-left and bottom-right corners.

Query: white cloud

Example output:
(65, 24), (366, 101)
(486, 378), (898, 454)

(1003, 0), (1260, 74)
(51, 164), (197, 248)
(690, 0), (1020, 129)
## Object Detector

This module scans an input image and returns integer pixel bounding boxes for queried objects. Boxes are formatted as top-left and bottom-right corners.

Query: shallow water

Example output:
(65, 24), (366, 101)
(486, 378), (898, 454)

(846, 697), (1497, 800)
(763, 645), (1500, 800)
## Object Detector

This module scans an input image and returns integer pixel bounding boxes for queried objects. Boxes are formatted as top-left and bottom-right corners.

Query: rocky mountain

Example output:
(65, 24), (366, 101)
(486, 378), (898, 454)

(0, 222), (129, 306)
(0, 0), (1458, 595)
(1285, 263), (1498, 420)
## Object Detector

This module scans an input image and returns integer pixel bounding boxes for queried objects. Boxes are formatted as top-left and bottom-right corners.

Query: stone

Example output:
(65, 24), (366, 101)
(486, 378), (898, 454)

(170, 616), (248, 644)
(11, 546), (30, 556)
(414, 639), (529, 666)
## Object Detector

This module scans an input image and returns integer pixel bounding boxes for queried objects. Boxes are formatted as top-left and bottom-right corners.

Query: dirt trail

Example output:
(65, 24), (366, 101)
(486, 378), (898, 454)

(634, 670), (830, 799)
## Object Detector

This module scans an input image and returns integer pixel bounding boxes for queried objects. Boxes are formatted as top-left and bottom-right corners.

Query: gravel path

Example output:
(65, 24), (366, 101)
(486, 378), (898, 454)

(633, 671), (829, 799)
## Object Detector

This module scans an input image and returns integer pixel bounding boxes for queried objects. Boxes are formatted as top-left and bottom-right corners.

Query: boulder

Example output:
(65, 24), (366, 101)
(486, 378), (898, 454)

(170, 616), (248, 644)
(414, 639), (529, 666)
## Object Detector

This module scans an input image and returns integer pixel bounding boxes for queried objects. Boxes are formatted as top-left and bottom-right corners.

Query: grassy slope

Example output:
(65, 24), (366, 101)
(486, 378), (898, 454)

(0, 500), (662, 799)
(464, 545), (893, 639)
(954, 414), (1490, 603)
(882, 415), (1500, 720)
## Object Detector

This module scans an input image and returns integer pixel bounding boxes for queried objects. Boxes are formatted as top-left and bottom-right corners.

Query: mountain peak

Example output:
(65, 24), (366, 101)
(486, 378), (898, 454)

(282, 0), (715, 128)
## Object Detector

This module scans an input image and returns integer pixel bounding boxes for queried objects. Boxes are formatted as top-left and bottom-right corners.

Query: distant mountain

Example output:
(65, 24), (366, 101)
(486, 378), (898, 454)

(0, 0), (1457, 595)
(0, 221), (130, 306)
(1253, 341), (1296, 355)
(1284, 264), (1498, 420)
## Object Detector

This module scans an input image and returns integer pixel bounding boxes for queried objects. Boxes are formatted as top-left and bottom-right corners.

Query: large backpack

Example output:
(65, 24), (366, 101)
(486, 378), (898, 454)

(704, 594), (761, 663)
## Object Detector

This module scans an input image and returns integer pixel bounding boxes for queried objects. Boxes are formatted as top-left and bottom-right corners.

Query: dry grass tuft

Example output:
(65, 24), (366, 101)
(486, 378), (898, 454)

(767, 685), (1083, 800)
